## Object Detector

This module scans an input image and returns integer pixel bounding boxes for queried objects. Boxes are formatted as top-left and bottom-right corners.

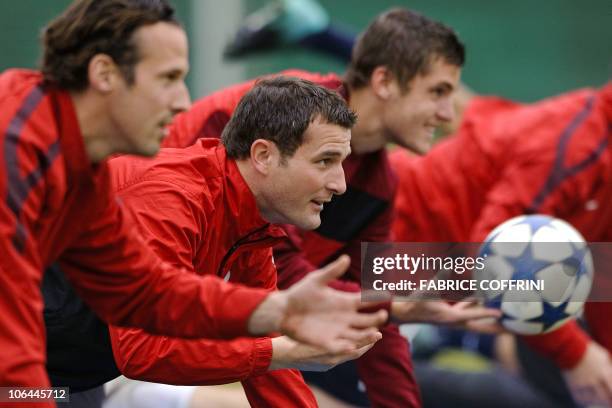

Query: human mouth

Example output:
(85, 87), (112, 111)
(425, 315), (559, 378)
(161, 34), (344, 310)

(155, 126), (168, 143)
(425, 125), (437, 138)
(310, 197), (332, 211)
(158, 120), (172, 140)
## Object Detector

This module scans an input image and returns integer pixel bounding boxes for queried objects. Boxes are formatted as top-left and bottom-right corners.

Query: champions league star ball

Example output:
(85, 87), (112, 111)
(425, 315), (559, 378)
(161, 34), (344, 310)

(476, 215), (593, 335)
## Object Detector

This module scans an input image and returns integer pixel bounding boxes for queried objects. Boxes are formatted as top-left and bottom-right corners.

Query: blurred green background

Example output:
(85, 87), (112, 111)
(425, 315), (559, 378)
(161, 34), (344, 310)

(2, 0), (610, 101)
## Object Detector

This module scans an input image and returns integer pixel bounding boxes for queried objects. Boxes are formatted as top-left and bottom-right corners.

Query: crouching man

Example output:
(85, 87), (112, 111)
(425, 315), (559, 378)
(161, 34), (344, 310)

(45, 77), (384, 408)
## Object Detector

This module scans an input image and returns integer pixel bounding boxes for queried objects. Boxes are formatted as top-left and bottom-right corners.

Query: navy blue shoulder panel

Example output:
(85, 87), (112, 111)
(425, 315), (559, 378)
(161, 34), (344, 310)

(316, 185), (388, 242)
(2, 85), (60, 251)
(528, 96), (610, 212)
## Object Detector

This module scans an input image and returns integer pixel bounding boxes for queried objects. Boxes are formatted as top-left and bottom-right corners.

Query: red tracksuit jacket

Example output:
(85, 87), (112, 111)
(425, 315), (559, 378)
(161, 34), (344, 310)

(0, 70), (270, 403)
(391, 83), (612, 369)
(164, 70), (422, 408)
(107, 139), (316, 407)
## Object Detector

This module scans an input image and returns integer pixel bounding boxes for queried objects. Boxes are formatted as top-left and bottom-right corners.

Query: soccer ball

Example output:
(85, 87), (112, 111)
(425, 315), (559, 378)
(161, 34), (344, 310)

(476, 215), (593, 335)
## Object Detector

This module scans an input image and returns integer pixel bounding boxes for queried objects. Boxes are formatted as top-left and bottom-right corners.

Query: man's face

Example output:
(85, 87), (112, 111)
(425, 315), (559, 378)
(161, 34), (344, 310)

(382, 58), (461, 154)
(262, 119), (351, 230)
(108, 22), (190, 156)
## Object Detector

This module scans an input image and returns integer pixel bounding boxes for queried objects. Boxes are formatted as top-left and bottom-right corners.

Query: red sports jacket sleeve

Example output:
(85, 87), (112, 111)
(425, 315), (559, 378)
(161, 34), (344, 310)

(0, 78), (60, 391)
(0, 119), (257, 396)
(108, 179), (316, 406)
(242, 370), (317, 408)
(0, 225), (50, 390)
(59, 172), (269, 340)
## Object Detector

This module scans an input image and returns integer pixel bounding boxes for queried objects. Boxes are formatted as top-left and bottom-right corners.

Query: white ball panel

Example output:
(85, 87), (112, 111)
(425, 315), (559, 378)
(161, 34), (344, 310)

(531, 229), (573, 262)
(569, 274), (593, 304)
(564, 301), (584, 317)
(492, 223), (531, 256)
(536, 263), (576, 303)
(487, 216), (527, 239)
(551, 219), (587, 248)
(501, 294), (542, 320)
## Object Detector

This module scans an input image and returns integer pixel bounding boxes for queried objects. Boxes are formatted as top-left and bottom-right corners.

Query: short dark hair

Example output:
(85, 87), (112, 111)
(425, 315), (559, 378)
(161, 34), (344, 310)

(41, 0), (180, 91)
(345, 8), (465, 91)
(222, 76), (357, 160)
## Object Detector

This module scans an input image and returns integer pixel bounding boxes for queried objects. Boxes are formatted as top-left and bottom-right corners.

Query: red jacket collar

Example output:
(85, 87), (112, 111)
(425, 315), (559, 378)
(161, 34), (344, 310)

(208, 140), (286, 241)
(48, 86), (106, 185)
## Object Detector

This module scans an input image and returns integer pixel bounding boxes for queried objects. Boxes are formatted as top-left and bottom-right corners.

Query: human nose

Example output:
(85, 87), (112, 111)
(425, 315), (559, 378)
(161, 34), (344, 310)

(326, 164), (347, 195)
(437, 97), (455, 123)
(171, 81), (191, 115)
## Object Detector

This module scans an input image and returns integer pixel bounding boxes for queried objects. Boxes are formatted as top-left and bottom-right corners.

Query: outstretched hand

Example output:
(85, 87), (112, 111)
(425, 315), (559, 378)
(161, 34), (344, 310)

(269, 333), (380, 372)
(249, 255), (388, 353)
(563, 341), (612, 407)
(391, 300), (503, 334)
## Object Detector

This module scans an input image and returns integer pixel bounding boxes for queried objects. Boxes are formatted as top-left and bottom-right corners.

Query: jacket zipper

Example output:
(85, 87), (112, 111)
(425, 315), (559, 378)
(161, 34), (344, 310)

(217, 223), (277, 276)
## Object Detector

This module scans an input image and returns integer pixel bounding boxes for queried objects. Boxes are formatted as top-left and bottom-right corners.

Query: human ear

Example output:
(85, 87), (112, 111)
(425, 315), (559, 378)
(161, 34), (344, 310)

(88, 54), (119, 93)
(370, 66), (398, 100)
(250, 139), (279, 175)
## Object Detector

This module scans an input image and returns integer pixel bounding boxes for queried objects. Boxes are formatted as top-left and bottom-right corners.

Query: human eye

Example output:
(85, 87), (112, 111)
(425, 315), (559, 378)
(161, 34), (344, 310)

(166, 72), (181, 82)
(161, 70), (185, 85)
(430, 83), (454, 99)
(315, 156), (337, 168)
(431, 87), (446, 98)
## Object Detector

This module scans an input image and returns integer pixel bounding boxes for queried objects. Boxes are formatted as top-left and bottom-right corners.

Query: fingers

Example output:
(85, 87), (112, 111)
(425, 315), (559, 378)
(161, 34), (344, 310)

(332, 331), (381, 363)
(599, 359), (612, 405)
(360, 289), (392, 303)
(351, 340), (377, 359)
(292, 320), (383, 354)
(463, 318), (506, 334)
(448, 302), (503, 333)
(354, 330), (382, 348)
(320, 289), (390, 324)
(450, 300), (474, 310)
(598, 357), (612, 406)
(320, 338), (358, 354)
(358, 299), (393, 311)
(337, 327), (382, 345)
(315, 325), (382, 358)
(570, 386), (592, 406)
(309, 337), (379, 371)
(450, 302), (502, 322)
(572, 383), (609, 407)
(311, 255), (351, 284)
(600, 380), (612, 406)
(564, 343), (612, 407)
(346, 309), (388, 329)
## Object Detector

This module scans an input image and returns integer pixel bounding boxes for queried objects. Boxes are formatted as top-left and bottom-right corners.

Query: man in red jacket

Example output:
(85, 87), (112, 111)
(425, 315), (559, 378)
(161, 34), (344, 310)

(0, 0), (385, 401)
(105, 76), (382, 408)
(391, 82), (612, 407)
(163, 8), (500, 408)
